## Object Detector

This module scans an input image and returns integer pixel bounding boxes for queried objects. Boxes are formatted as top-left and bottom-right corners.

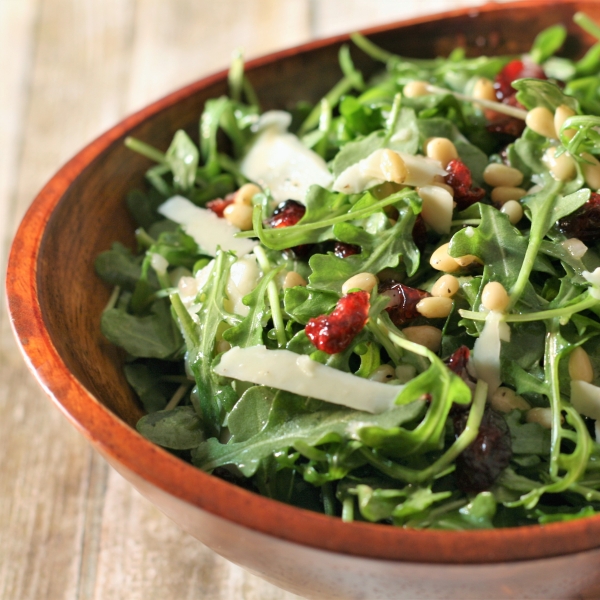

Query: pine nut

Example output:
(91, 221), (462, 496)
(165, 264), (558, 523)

(554, 104), (576, 140)
(473, 77), (497, 103)
(526, 106), (557, 139)
(491, 186), (527, 205)
(430, 243), (460, 272)
(402, 325), (442, 352)
(481, 281), (509, 312)
(368, 364), (396, 382)
(581, 152), (600, 190)
(380, 149), (407, 184)
(483, 163), (524, 188)
(223, 202), (254, 230)
(491, 387), (531, 413)
(569, 346), (594, 383)
(526, 407), (554, 429)
(500, 200), (524, 225)
(234, 183), (262, 206)
(426, 137), (459, 169)
(416, 296), (453, 319)
(418, 185), (454, 234)
(431, 274), (460, 298)
(454, 254), (482, 267)
(543, 146), (576, 182)
(283, 271), (307, 289)
(342, 272), (378, 294)
(403, 80), (430, 98)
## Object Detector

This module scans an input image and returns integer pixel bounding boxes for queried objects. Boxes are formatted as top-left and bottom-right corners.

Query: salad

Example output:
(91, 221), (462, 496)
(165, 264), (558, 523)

(96, 12), (600, 529)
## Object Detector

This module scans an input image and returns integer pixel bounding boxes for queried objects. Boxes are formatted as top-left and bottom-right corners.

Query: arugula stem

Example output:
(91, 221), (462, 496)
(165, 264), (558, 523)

(568, 483), (600, 501)
(350, 32), (396, 64)
(124, 137), (166, 163)
(298, 75), (362, 136)
(103, 286), (121, 312)
(508, 180), (563, 309)
(322, 481), (336, 516)
(165, 382), (192, 410)
(574, 12), (600, 41)
(170, 292), (200, 348)
(383, 93), (402, 143)
(546, 321), (563, 477)
(460, 294), (598, 323)
(253, 246), (287, 348)
(341, 497), (355, 522)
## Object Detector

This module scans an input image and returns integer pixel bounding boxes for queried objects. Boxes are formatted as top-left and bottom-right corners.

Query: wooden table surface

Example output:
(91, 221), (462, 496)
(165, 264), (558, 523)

(0, 1), (526, 599)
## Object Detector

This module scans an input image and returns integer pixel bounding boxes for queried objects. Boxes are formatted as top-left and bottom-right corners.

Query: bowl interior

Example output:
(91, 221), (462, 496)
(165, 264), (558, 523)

(12, 0), (600, 565)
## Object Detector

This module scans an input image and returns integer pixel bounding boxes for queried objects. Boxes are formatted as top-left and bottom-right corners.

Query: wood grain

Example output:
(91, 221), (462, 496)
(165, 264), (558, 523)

(1, 1), (537, 599)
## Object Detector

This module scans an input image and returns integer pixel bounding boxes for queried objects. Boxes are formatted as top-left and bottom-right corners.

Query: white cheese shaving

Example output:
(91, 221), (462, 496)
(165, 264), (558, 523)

(562, 238), (588, 259)
(214, 345), (404, 413)
(583, 268), (600, 300)
(571, 379), (600, 420)
(332, 149), (446, 194)
(158, 196), (257, 257)
(240, 111), (333, 203)
(150, 252), (168, 276)
(471, 312), (510, 399)
(226, 256), (260, 317)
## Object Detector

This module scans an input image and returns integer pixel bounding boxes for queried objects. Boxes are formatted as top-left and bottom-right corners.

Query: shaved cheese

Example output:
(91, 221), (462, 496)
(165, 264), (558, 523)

(158, 196), (257, 257)
(332, 149), (446, 194)
(240, 111), (333, 203)
(418, 185), (453, 234)
(583, 268), (600, 300)
(226, 256), (260, 317)
(214, 345), (404, 413)
(571, 379), (600, 420)
(472, 312), (510, 399)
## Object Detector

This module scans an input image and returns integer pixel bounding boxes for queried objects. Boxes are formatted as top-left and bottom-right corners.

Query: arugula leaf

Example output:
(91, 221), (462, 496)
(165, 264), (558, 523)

(504, 410), (551, 455)
(165, 130), (199, 191)
(308, 201), (419, 293)
(514, 78), (579, 112)
(223, 266), (283, 348)
(193, 392), (424, 476)
(284, 287), (339, 325)
(137, 406), (204, 450)
(124, 361), (180, 413)
(530, 25), (567, 65)
(95, 243), (142, 291)
(101, 299), (182, 359)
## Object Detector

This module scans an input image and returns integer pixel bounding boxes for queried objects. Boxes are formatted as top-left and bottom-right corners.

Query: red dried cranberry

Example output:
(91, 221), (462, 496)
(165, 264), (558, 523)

(378, 281), (430, 327)
(453, 405), (512, 493)
(412, 215), (428, 252)
(445, 159), (485, 211)
(494, 59), (546, 101)
(445, 346), (470, 376)
(557, 192), (600, 244)
(206, 194), (235, 218)
(268, 200), (306, 228)
(305, 291), (370, 354)
(334, 242), (361, 258)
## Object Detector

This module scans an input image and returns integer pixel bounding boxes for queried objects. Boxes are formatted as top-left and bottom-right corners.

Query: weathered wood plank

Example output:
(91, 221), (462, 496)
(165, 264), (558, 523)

(126, 0), (312, 113)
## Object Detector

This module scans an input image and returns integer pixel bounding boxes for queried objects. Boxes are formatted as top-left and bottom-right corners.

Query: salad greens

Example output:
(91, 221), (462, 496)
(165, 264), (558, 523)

(97, 13), (600, 529)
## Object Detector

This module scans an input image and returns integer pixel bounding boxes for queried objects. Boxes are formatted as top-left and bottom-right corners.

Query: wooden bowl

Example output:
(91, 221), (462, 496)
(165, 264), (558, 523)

(8, 2), (600, 598)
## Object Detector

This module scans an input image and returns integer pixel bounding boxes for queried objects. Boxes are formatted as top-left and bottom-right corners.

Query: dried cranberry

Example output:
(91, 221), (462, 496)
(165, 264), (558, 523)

(453, 405), (512, 494)
(412, 215), (428, 253)
(445, 159), (485, 211)
(494, 59), (546, 101)
(268, 200), (306, 228)
(206, 194), (235, 218)
(445, 346), (470, 377)
(305, 291), (370, 354)
(378, 281), (430, 327)
(334, 242), (361, 258)
(557, 192), (600, 244)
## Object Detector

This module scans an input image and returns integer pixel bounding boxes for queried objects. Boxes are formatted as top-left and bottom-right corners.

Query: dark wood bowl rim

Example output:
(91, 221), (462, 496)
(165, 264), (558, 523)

(7, 0), (600, 565)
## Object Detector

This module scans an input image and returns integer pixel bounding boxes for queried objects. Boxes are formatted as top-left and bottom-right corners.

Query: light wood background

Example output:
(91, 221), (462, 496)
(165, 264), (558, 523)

(0, 1), (522, 599)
